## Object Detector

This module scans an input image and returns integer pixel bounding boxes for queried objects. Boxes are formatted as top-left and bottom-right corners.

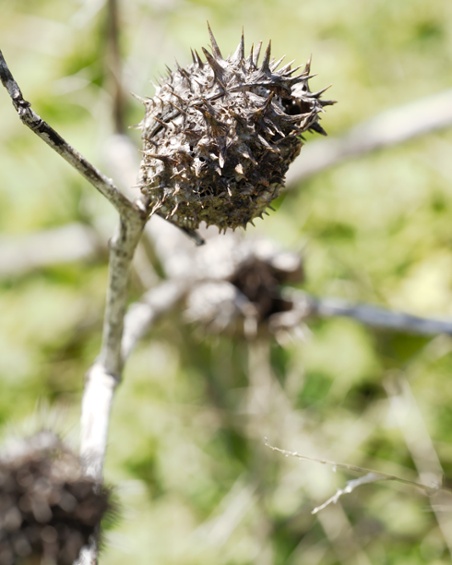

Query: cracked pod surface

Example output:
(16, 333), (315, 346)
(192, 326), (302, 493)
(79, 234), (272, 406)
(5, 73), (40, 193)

(139, 27), (333, 231)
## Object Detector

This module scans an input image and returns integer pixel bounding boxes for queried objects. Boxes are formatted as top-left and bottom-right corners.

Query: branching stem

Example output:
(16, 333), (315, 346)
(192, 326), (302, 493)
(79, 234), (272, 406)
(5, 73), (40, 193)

(0, 46), (150, 565)
(81, 215), (146, 481)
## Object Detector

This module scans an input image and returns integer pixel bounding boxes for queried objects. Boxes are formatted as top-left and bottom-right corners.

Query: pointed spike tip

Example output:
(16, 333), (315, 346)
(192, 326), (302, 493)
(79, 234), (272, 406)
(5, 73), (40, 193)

(261, 40), (272, 71)
(206, 22), (223, 59)
(193, 49), (204, 68)
(231, 28), (245, 62)
(253, 41), (262, 66)
(309, 122), (328, 136)
(201, 47), (225, 81)
(311, 84), (333, 99)
(320, 99), (337, 107)
(271, 55), (285, 71)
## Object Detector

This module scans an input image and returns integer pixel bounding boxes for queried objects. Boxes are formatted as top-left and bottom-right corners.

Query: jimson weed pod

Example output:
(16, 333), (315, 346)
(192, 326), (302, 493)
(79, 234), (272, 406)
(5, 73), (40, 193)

(139, 27), (333, 232)
(0, 431), (114, 565)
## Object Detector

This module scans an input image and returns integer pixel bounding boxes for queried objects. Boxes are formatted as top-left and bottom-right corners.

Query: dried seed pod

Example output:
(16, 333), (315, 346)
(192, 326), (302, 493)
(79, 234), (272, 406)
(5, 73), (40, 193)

(139, 27), (332, 231)
(185, 234), (307, 339)
(0, 431), (114, 565)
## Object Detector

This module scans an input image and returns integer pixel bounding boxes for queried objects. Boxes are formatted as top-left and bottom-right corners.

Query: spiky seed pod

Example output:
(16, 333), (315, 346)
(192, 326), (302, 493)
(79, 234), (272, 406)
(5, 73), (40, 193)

(184, 235), (307, 339)
(0, 431), (114, 565)
(139, 27), (332, 232)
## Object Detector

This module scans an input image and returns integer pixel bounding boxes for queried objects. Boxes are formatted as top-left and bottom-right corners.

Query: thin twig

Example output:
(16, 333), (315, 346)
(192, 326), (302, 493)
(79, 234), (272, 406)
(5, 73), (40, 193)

(287, 89), (452, 186)
(264, 440), (446, 515)
(291, 291), (452, 336)
(265, 440), (434, 491)
(0, 49), (135, 216)
(311, 472), (386, 514)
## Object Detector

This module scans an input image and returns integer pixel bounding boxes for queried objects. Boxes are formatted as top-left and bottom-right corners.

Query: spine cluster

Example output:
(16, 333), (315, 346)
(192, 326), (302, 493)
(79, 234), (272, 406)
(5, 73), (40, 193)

(139, 27), (332, 232)
(0, 432), (113, 565)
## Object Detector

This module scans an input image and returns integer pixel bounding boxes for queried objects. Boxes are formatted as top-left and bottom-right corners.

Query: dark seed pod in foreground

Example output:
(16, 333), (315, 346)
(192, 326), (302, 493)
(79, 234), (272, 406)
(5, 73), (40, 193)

(139, 27), (333, 231)
(0, 431), (113, 565)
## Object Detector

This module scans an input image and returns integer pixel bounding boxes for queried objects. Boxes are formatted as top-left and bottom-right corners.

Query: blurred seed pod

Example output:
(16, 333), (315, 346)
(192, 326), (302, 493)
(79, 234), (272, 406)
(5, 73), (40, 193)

(139, 26), (332, 232)
(0, 431), (114, 565)
(184, 234), (309, 340)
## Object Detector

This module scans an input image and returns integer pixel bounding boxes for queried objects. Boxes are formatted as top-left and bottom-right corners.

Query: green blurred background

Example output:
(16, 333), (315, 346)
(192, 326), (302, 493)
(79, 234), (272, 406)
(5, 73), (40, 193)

(1, 1), (452, 563)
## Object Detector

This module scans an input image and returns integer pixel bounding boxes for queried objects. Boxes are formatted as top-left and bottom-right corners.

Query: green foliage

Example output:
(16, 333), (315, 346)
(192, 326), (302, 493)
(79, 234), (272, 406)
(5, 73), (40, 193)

(1, 1), (452, 564)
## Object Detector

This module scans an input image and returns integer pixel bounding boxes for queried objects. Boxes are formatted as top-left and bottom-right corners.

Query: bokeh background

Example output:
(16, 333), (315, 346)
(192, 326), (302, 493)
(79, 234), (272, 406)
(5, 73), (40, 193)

(1, 1), (452, 563)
